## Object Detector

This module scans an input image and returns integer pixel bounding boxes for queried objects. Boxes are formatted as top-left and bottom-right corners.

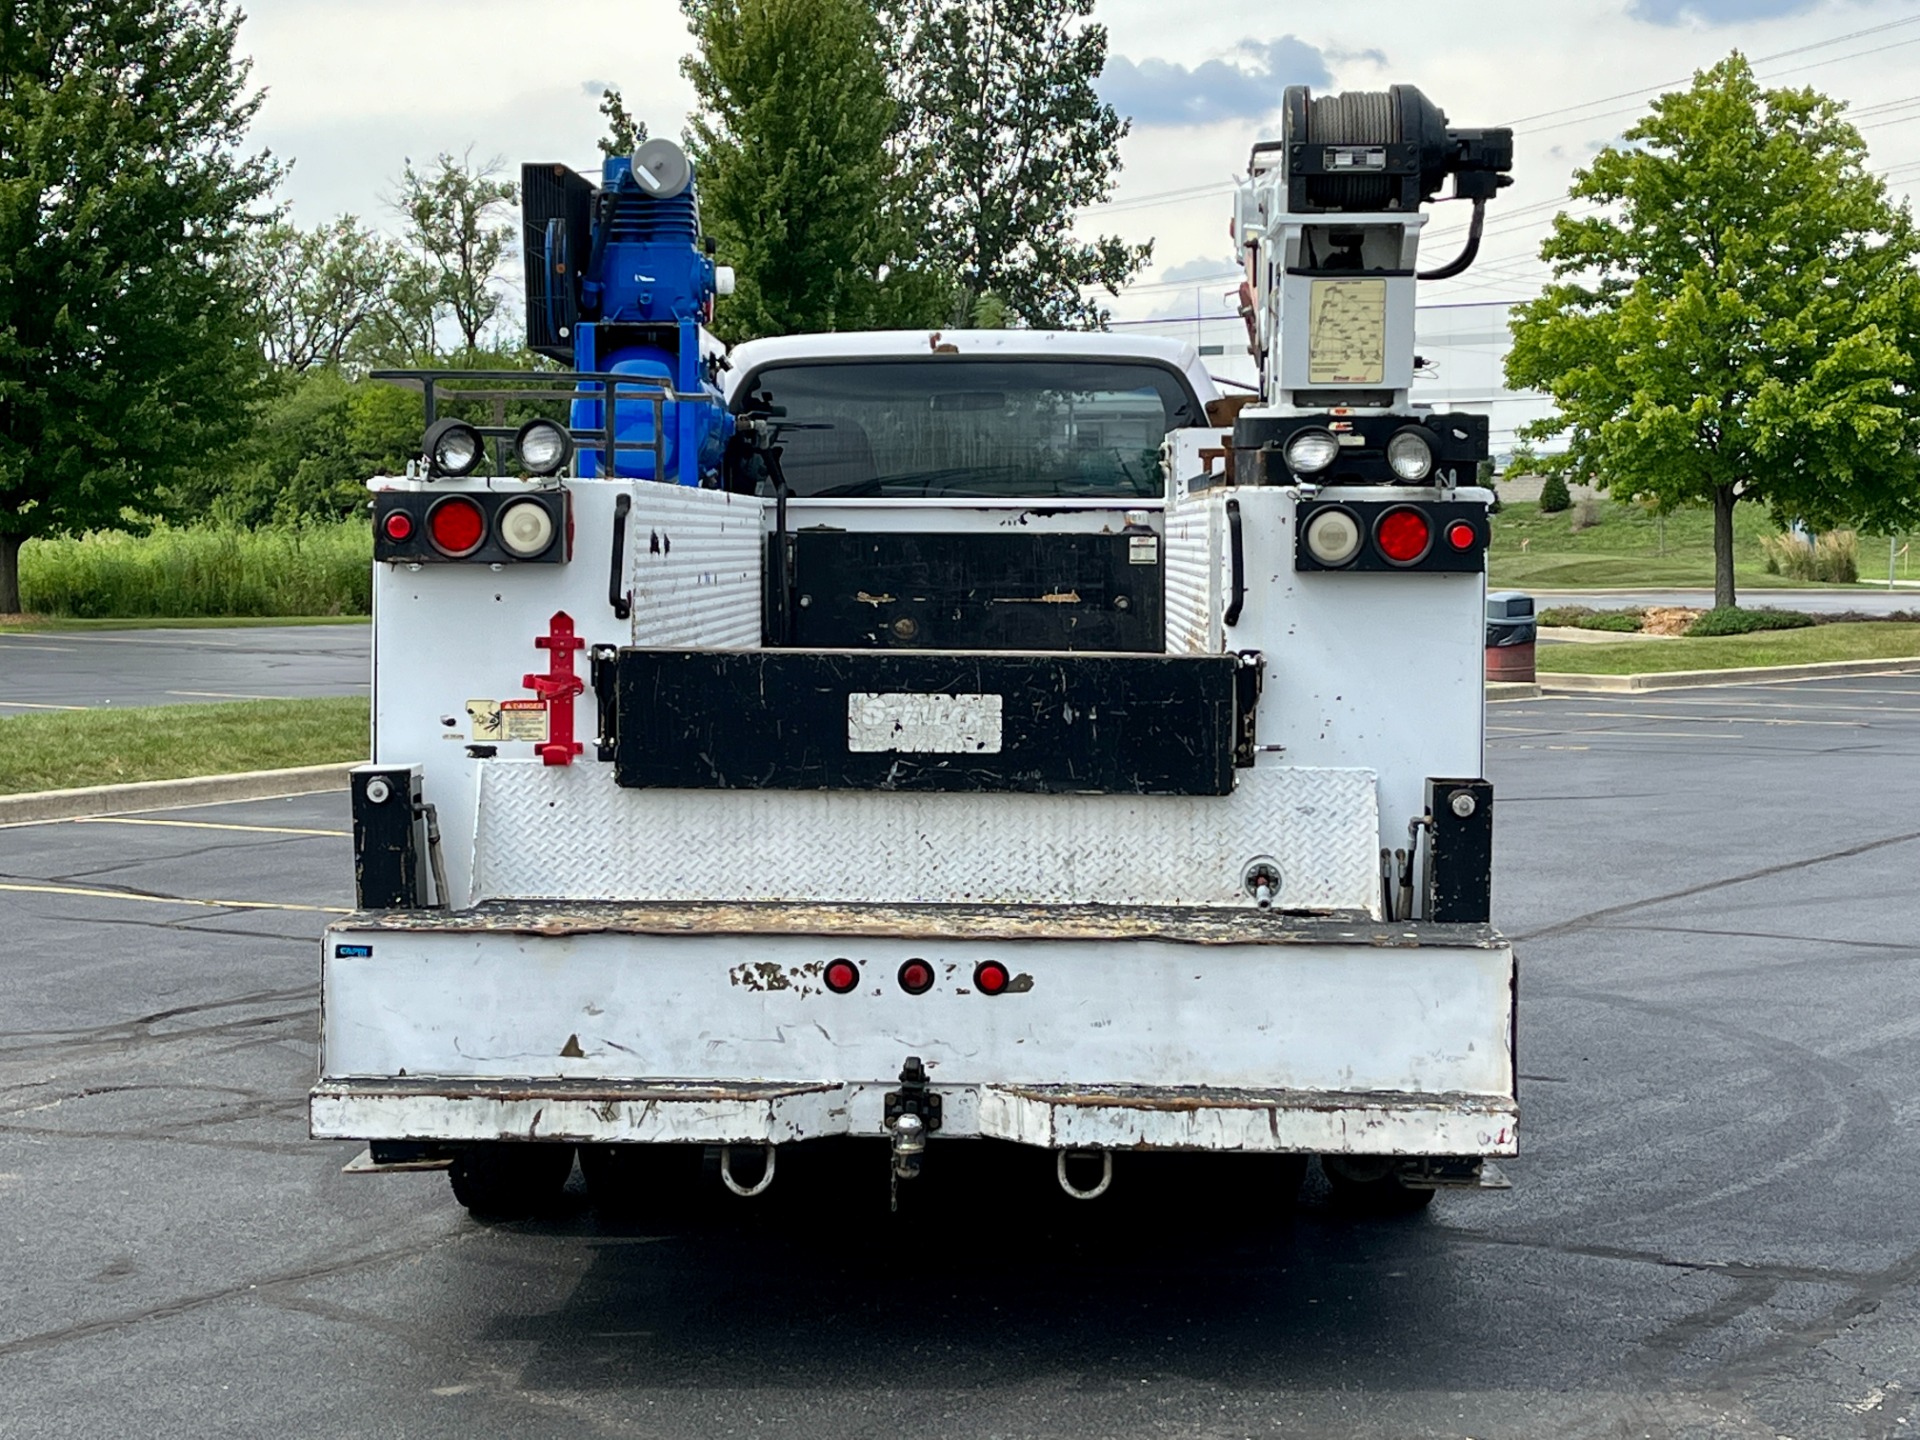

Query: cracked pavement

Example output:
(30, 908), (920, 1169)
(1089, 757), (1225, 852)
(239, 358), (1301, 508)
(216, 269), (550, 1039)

(3, 673), (1920, 1436)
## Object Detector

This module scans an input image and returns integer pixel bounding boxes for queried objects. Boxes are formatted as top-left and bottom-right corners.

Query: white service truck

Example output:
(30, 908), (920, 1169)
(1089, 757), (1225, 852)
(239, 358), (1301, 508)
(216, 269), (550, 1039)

(311, 89), (1519, 1218)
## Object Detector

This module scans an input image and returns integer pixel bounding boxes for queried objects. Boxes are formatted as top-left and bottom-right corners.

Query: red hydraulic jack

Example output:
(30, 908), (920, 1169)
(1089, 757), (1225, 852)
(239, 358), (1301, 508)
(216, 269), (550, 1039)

(524, 611), (584, 766)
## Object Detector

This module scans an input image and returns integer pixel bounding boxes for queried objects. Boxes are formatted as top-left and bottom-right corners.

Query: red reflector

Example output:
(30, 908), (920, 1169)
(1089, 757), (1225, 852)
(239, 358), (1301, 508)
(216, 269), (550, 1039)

(427, 496), (486, 556)
(973, 961), (1010, 996)
(1447, 521), (1478, 551)
(382, 511), (414, 543)
(823, 959), (859, 994)
(1374, 507), (1432, 565)
(898, 959), (935, 995)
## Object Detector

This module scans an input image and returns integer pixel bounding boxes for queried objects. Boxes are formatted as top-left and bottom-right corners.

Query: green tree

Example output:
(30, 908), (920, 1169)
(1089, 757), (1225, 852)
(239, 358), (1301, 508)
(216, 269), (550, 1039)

(185, 370), (417, 526)
(379, 150), (519, 358)
(1507, 55), (1920, 608)
(0, 0), (276, 612)
(1537, 472), (1570, 514)
(879, 0), (1150, 328)
(596, 86), (647, 158)
(682, 0), (952, 341)
(239, 216), (406, 373)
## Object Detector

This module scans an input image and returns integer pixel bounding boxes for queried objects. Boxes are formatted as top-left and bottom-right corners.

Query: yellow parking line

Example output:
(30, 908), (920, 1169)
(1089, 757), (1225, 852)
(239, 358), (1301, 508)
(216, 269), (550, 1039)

(0, 700), (90, 711)
(0, 882), (349, 914)
(72, 818), (350, 838)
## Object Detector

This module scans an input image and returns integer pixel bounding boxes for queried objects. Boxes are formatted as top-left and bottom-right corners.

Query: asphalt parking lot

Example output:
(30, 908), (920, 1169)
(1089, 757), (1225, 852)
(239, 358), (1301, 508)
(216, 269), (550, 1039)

(0, 623), (369, 710)
(4, 672), (1920, 1438)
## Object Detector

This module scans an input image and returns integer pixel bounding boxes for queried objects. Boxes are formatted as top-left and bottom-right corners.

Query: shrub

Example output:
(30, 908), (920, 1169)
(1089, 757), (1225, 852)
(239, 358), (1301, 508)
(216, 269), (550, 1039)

(1569, 496), (1600, 532)
(1538, 473), (1571, 513)
(1685, 606), (1815, 636)
(1537, 605), (1643, 632)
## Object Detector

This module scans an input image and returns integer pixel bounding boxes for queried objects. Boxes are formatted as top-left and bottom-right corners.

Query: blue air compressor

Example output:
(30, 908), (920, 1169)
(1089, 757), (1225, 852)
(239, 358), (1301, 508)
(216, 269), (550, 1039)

(520, 138), (733, 485)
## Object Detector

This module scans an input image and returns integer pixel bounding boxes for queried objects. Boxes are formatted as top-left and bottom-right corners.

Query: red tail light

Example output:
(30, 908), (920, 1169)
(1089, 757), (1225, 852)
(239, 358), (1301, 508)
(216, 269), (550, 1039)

(1447, 520), (1478, 551)
(427, 496), (486, 557)
(1374, 507), (1432, 565)
(898, 958), (935, 995)
(382, 511), (414, 543)
(973, 961), (1010, 996)
(823, 958), (859, 994)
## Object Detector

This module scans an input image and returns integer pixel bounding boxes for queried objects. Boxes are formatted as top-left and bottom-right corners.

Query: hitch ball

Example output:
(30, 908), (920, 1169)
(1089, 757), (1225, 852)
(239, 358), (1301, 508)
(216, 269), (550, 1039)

(890, 1111), (927, 1180)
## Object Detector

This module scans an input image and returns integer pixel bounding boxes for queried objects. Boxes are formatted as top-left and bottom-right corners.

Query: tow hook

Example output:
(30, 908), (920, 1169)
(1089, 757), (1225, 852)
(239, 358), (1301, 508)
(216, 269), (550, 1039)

(884, 1055), (942, 1210)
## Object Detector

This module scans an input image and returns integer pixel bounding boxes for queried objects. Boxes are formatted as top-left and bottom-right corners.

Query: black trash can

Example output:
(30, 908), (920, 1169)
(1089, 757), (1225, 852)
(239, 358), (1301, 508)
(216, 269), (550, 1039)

(1485, 591), (1536, 682)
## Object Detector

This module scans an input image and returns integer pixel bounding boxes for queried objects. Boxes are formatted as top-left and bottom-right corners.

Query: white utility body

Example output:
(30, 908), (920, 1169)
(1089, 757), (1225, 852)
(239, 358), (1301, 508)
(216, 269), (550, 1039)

(314, 100), (1519, 1216)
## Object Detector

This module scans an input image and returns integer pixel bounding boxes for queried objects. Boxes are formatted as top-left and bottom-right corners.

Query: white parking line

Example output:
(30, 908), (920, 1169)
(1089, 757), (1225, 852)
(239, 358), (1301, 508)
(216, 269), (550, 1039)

(72, 818), (349, 838)
(0, 881), (348, 914)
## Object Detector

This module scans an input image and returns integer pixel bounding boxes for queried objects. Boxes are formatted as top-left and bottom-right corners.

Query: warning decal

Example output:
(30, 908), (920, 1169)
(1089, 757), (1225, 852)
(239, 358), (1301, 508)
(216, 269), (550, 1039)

(467, 698), (549, 744)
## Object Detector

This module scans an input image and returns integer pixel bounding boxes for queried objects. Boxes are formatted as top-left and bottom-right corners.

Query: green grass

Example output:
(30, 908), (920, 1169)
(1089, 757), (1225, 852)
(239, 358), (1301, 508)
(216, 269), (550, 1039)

(0, 614), (369, 633)
(1489, 497), (1901, 591)
(18, 521), (371, 619)
(0, 697), (369, 795)
(1536, 623), (1920, 675)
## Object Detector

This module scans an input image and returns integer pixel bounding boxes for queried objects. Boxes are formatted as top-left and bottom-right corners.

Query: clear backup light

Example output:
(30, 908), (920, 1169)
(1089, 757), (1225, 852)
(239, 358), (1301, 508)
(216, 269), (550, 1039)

(1387, 427), (1435, 482)
(513, 418), (573, 477)
(422, 418), (483, 478)
(1304, 507), (1363, 566)
(497, 499), (557, 558)
(1284, 428), (1339, 475)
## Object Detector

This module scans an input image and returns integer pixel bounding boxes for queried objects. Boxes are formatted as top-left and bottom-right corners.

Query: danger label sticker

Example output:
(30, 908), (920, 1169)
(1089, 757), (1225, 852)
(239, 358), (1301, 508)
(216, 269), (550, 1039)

(1128, 534), (1159, 565)
(467, 698), (549, 744)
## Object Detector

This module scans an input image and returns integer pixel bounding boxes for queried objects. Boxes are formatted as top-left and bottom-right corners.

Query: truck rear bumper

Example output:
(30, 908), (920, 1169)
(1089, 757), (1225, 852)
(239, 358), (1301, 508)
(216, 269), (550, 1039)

(313, 900), (1517, 1158)
(309, 1076), (1516, 1156)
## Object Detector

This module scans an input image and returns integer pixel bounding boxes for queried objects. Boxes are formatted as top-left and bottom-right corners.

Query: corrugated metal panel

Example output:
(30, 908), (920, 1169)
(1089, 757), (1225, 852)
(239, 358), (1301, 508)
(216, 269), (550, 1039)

(1163, 492), (1220, 655)
(470, 760), (1380, 913)
(628, 485), (767, 649)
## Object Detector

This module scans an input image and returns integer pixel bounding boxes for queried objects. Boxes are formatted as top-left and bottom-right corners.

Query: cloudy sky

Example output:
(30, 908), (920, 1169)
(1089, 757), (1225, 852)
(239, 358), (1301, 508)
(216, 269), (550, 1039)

(240, 0), (1920, 326)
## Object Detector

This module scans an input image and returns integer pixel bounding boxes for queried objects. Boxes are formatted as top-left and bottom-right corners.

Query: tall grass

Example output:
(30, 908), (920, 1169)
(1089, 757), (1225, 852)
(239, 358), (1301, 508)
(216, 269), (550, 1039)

(1760, 529), (1859, 583)
(18, 522), (371, 618)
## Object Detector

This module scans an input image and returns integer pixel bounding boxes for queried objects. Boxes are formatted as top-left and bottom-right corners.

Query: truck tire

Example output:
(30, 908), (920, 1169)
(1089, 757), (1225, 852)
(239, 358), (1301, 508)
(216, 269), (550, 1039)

(1321, 1156), (1436, 1215)
(447, 1142), (575, 1219)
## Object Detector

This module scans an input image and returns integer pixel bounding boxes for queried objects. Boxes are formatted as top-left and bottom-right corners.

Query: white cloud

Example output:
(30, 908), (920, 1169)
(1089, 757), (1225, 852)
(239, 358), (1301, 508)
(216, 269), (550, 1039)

(1100, 36), (1334, 128)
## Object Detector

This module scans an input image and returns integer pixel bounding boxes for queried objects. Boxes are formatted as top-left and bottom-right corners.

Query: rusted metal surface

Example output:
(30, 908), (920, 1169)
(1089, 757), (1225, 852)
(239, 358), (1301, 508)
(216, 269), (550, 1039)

(311, 1077), (1516, 1156)
(339, 898), (1502, 949)
(990, 1083), (1507, 1114)
(978, 1083), (1517, 1156)
(311, 1077), (850, 1146)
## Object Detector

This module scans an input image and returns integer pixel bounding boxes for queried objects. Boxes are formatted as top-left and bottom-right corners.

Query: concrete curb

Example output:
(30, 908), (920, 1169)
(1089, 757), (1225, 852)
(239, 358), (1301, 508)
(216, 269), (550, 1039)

(0, 762), (355, 825)
(1486, 682), (1542, 701)
(1537, 656), (1920, 693)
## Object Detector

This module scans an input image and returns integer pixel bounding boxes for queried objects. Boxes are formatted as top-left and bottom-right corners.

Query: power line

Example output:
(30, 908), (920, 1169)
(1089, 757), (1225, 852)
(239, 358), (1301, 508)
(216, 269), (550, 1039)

(1086, 15), (1920, 223)
(1497, 12), (1920, 128)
